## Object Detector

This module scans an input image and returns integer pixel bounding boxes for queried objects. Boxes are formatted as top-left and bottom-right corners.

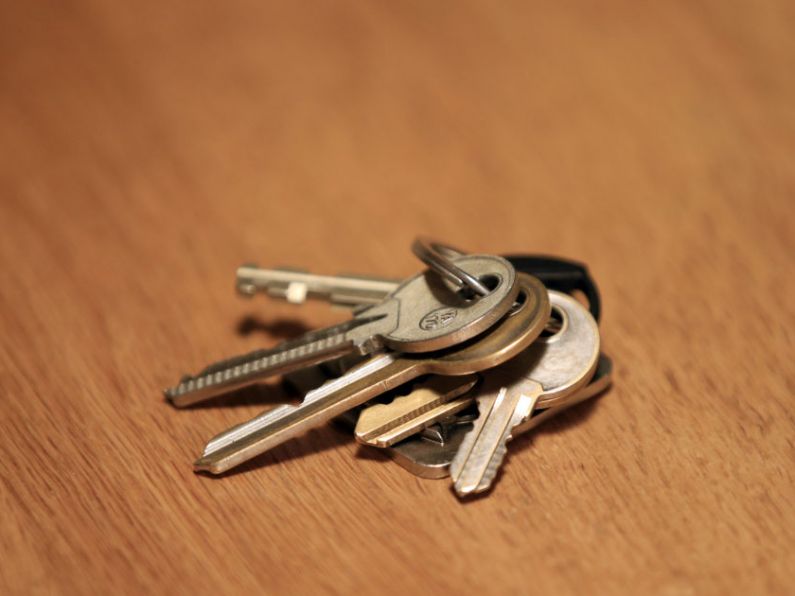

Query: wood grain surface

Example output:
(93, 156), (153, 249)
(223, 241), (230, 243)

(1, 1), (794, 594)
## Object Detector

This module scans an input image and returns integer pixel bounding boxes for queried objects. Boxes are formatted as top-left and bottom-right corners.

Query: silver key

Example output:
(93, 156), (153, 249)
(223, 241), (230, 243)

(450, 290), (600, 497)
(236, 265), (400, 307)
(165, 255), (519, 406)
(193, 274), (550, 474)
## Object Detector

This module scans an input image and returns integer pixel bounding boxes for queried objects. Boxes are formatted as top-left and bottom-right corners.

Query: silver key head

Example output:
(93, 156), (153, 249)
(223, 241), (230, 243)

(479, 290), (600, 407)
(354, 254), (520, 353)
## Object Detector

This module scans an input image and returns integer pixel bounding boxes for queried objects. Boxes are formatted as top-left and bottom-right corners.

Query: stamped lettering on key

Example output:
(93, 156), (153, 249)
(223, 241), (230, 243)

(419, 308), (458, 330)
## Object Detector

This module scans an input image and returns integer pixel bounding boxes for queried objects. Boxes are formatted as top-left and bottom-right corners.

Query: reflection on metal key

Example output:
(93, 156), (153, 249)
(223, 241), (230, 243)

(165, 255), (519, 406)
(450, 291), (600, 497)
(193, 274), (550, 474)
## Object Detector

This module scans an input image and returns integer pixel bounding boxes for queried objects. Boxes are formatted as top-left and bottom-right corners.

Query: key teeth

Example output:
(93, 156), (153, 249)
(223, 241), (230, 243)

(357, 399), (440, 440)
(164, 334), (352, 403)
(454, 442), (509, 497)
(478, 442), (510, 493)
(355, 376), (479, 444)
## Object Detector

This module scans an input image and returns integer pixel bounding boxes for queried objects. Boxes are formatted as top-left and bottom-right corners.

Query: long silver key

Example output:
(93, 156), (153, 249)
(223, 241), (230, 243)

(450, 290), (600, 496)
(236, 265), (400, 307)
(166, 255), (519, 406)
(193, 274), (550, 474)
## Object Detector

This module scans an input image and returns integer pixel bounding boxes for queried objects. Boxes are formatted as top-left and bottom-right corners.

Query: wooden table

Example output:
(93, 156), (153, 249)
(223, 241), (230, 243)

(2, 2), (793, 594)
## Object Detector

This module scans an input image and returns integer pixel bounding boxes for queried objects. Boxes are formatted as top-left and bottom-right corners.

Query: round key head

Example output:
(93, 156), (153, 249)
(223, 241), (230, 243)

(490, 290), (600, 408)
(362, 254), (522, 353)
(399, 273), (551, 374)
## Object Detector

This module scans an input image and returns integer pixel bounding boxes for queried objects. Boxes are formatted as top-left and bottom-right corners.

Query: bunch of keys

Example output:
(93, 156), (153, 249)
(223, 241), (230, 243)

(165, 238), (611, 498)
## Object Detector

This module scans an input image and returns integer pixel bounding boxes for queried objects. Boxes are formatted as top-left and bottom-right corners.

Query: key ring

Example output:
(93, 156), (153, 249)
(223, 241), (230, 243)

(411, 236), (490, 297)
(412, 238), (601, 321)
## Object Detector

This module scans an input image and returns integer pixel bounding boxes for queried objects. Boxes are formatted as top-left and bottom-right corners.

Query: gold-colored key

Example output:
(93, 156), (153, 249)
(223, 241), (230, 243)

(354, 375), (479, 447)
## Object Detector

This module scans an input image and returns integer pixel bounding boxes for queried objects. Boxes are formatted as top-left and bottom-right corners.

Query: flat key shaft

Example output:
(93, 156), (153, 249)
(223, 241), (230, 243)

(237, 255), (602, 324)
(236, 265), (400, 307)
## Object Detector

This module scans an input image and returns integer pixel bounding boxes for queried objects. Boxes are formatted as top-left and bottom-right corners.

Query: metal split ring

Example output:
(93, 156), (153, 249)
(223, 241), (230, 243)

(411, 237), (490, 297)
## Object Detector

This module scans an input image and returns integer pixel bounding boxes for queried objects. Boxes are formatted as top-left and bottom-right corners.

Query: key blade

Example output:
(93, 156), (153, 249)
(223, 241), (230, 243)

(236, 265), (399, 306)
(164, 316), (389, 407)
(450, 382), (542, 496)
(355, 375), (478, 447)
(194, 355), (406, 474)
(165, 335), (355, 406)
(369, 397), (473, 448)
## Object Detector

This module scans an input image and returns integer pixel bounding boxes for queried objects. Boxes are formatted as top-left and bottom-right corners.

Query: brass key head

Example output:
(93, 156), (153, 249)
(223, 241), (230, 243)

(359, 254), (521, 353)
(401, 272), (551, 376)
